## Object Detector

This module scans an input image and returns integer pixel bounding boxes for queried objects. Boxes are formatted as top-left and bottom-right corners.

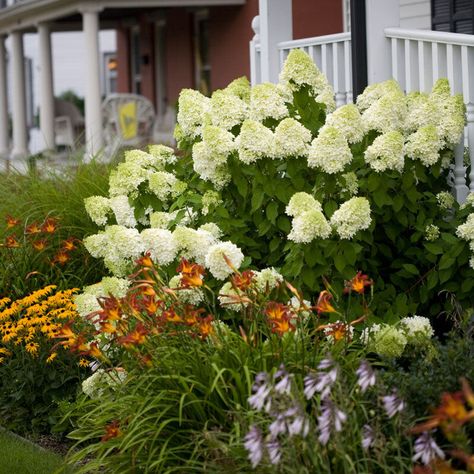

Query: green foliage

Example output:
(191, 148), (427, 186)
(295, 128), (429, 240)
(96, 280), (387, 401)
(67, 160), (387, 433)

(382, 324), (474, 419)
(0, 350), (87, 435)
(0, 160), (112, 297)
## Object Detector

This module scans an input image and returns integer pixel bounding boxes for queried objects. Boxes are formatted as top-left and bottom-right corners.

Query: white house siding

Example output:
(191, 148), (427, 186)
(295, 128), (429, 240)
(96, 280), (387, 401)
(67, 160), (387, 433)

(399, 0), (431, 29)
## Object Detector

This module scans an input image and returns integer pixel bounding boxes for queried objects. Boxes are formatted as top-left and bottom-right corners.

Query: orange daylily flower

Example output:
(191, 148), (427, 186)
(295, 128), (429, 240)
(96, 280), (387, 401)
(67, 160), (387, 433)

(5, 215), (20, 228)
(136, 253), (154, 268)
(118, 324), (148, 347)
(3, 236), (21, 248)
(61, 237), (77, 251)
(52, 250), (70, 265)
(232, 270), (255, 290)
(100, 321), (117, 334)
(344, 272), (373, 295)
(315, 290), (337, 314)
(32, 239), (48, 251)
(25, 222), (42, 234)
(184, 306), (205, 326)
(177, 258), (205, 287)
(270, 315), (295, 336)
(142, 295), (159, 315)
(101, 420), (122, 442)
(41, 217), (58, 233)
(198, 315), (214, 338)
(100, 298), (123, 321)
(264, 302), (289, 321)
(87, 342), (102, 358)
(162, 307), (183, 323)
(324, 321), (352, 342)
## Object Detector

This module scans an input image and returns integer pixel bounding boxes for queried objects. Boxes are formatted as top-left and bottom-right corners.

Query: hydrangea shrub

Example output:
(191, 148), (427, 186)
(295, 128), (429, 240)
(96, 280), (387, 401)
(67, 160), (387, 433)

(83, 50), (474, 321)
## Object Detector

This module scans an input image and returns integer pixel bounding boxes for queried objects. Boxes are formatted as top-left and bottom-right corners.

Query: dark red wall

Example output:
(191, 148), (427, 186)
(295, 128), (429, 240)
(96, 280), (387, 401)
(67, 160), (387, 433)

(115, 1), (344, 104)
(164, 8), (194, 106)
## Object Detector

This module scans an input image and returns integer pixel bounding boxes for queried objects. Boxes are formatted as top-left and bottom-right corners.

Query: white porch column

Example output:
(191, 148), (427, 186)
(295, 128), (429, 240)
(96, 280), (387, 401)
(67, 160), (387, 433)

(81, 6), (104, 159)
(0, 35), (9, 159)
(365, 0), (400, 84)
(10, 31), (28, 160)
(258, 0), (292, 83)
(38, 23), (55, 151)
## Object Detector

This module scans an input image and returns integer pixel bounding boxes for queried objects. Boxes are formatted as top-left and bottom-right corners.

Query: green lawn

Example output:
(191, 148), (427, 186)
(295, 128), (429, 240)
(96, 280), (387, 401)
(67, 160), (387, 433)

(0, 430), (72, 474)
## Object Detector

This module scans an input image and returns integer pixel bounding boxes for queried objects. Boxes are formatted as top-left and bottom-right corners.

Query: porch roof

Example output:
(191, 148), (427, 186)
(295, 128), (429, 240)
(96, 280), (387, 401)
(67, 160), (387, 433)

(0, 0), (246, 34)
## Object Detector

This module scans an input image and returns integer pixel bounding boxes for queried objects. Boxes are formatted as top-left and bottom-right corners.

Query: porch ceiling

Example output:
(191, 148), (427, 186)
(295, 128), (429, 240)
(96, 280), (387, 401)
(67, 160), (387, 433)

(0, 0), (246, 34)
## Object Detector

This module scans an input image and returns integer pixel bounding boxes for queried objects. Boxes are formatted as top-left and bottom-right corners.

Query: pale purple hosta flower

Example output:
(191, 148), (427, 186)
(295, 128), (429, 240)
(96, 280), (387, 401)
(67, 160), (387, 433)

(304, 363), (338, 400)
(269, 414), (287, 438)
(318, 357), (334, 370)
(356, 360), (377, 393)
(361, 424), (375, 450)
(249, 372), (271, 412)
(317, 399), (347, 445)
(244, 425), (264, 468)
(412, 432), (445, 465)
(266, 439), (282, 465)
(382, 392), (405, 418)
(288, 415), (310, 437)
(274, 365), (292, 395)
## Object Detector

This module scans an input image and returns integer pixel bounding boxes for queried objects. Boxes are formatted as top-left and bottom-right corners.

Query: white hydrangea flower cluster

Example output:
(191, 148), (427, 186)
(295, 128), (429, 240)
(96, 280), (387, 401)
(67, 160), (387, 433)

(141, 228), (178, 265)
(325, 104), (365, 144)
(148, 171), (187, 202)
(224, 76), (251, 102)
(274, 118), (312, 158)
(308, 125), (353, 174)
(286, 192), (331, 243)
(364, 131), (405, 173)
(192, 141), (231, 189)
(236, 120), (275, 164)
(173, 225), (219, 265)
(84, 196), (112, 226)
(205, 241), (244, 280)
(84, 225), (145, 276)
(278, 49), (336, 111)
(108, 160), (149, 198)
(405, 125), (441, 166)
(109, 195), (137, 228)
(425, 224), (440, 242)
(404, 92), (439, 133)
(362, 90), (407, 134)
(253, 267), (283, 293)
(456, 213), (474, 268)
(356, 80), (402, 112)
(149, 211), (177, 229)
(460, 193), (474, 210)
(400, 316), (434, 345)
(177, 88), (210, 139)
(82, 368), (127, 399)
(330, 197), (372, 239)
(361, 316), (434, 358)
(436, 191), (455, 210)
(249, 83), (288, 122)
(169, 275), (205, 305)
(430, 79), (465, 146)
(210, 89), (248, 130)
(218, 281), (248, 311)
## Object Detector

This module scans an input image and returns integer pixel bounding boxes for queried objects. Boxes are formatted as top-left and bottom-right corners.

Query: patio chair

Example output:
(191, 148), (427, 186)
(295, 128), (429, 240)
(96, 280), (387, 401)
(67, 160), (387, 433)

(102, 93), (156, 158)
(54, 98), (85, 150)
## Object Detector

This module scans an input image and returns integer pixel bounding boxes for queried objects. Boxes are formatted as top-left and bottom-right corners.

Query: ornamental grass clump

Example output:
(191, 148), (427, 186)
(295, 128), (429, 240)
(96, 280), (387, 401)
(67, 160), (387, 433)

(81, 48), (473, 324)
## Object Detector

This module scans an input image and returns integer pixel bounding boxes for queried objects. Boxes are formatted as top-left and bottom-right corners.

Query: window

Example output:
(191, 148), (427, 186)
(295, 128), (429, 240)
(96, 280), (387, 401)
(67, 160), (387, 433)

(432, 0), (474, 34)
(103, 52), (118, 96)
(193, 9), (211, 95)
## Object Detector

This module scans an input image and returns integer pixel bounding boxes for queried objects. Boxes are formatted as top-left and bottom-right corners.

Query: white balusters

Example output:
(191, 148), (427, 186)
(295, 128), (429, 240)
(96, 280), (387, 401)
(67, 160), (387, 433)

(250, 16), (261, 86)
(453, 133), (469, 203)
(418, 40), (432, 92)
(344, 39), (352, 104)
